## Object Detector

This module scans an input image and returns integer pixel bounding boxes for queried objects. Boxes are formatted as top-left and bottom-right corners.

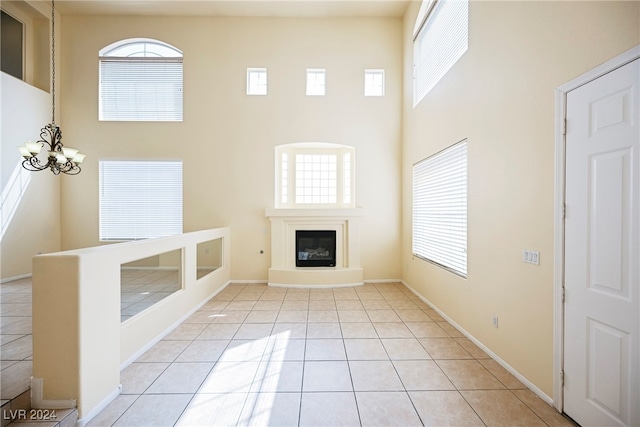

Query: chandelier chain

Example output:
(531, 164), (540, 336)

(17, 0), (84, 175)
(51, 0), (56, 124)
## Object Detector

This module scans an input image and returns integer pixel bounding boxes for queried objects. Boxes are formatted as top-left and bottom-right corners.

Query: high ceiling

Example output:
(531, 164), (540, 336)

(53, 0), (410, 18)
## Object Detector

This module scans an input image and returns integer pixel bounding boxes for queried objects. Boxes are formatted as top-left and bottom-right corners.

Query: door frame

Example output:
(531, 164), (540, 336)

(553, 44), (640, 412)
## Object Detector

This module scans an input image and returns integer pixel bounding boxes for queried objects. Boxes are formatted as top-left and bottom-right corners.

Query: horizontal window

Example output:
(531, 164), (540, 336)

(99, 160), (183, 241)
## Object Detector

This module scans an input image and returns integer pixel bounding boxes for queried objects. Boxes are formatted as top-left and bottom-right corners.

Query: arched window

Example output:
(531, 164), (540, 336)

(99, 38), (183, 121)
(275, 143), (356, 209)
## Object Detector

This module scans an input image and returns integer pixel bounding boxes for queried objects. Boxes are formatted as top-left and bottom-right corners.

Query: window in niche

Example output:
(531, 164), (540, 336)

(197, 238), (223, 280)
(120, 249), (182, 322)
(306, 69), (326, 96)
(247, 68), (267, 95)
(275, 143), (355, 209)
(1, 11), (24, 80)
(364, 69), (385, 96)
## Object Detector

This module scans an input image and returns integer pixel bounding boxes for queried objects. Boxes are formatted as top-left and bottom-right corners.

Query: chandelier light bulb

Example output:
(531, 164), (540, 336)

(18, 146), (33, 158)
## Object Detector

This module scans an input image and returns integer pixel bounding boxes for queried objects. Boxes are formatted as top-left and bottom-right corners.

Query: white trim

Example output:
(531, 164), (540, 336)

(120, 266), (179, 271)
(230, 280), (269, 285)
(363, 278), (404, 284)
(553, 44), (640, 412)
(412, 0), (437, 39)
(268, 281), (363, 289)
(553, 87), (566, 412)
(401, 281), (554, 406)
(119, 280), (230, 370)
(76, 385), (121, 427)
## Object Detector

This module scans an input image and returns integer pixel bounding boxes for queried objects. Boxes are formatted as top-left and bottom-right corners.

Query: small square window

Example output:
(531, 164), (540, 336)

(364, 69), (385, 96)
(247, 68), (267, 95)
(306, 69), (326, 96)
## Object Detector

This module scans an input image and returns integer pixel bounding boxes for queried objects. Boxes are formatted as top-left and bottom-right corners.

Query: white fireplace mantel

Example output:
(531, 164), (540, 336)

(265, 208), (365, 287)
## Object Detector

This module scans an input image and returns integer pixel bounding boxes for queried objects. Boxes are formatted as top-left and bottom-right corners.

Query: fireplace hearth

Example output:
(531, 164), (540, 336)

(296, 230), (336, 267)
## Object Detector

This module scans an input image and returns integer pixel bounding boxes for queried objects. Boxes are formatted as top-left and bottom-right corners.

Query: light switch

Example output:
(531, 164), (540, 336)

(523, 249), (540, 266)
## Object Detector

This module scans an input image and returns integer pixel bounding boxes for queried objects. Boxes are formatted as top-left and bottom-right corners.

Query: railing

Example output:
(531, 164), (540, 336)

(31, 228), (230, 424)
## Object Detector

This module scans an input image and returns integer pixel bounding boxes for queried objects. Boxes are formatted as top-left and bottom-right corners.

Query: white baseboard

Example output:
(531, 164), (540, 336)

(76, 385), (122, 427)
(364, 279), (404, 284)
(401, 280), (554, 406)
(268, 282), (364, 289)
(230, 280), (268, 284)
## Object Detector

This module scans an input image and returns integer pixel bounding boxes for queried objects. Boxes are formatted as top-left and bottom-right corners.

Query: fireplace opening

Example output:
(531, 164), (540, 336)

(296, 230), (336, 267)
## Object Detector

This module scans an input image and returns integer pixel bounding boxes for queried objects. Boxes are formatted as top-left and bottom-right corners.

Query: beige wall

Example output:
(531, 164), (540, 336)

(1, 0), (59, 281)
(58, 14), (403, 281)
(0, 73), (60, 280)
(401, 1), (639, 396)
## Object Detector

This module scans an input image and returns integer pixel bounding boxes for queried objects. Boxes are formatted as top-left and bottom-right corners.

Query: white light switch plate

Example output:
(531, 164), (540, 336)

(523, 250), (540, 265)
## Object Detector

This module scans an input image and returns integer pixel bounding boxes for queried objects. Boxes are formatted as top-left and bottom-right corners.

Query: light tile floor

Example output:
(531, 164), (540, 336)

(0, 278), (32, 404)
(84, 282), (577, 427)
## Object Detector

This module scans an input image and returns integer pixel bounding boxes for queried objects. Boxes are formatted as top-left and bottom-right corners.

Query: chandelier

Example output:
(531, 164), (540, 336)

(17, 0), (85, 175)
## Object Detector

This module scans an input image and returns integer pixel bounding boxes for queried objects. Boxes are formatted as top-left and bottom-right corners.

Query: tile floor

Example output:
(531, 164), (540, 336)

(0, 278), (32, 404)
(83, 282), (576, 427)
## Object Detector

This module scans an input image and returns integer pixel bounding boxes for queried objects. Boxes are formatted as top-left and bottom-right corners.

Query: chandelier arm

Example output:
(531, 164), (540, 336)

(21, 158), (50, 172)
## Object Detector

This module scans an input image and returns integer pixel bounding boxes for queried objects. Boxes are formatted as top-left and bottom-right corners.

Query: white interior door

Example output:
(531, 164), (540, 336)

(564, 58), (639, 426)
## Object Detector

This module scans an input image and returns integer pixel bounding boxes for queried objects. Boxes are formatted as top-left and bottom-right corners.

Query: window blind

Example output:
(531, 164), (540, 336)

(99, 160), (183, 241)
(413, 0), (468, 106)
(99, 59), (183, 121)
(412, 140), (467, 277)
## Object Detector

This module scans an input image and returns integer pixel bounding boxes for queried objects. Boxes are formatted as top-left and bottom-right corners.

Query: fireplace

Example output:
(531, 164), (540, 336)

(296, 230), (336, 267)
(265, 208), (364, 286)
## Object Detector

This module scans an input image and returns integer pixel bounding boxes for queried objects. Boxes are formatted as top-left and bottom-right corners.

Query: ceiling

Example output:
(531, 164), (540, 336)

(53, 0), (410, 18)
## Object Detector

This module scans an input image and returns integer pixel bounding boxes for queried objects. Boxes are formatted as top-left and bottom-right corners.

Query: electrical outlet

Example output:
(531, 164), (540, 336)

(492, 315), (499, 328)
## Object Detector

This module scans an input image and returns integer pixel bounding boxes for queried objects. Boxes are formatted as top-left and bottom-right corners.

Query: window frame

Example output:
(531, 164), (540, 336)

(98, 38), (183, 122)
(306, 68), (326, 96)
(275, 143), (355, 209)
(99, 159), (183, 241)
(247, 67), (267, 95)
(412, 139), (468, 277)
(364, 69), (385, 97)
(1, 9), (25, 81)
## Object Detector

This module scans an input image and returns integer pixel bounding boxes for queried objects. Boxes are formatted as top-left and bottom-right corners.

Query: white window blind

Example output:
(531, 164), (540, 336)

(99, 39), (183, 121)
(413, 0), (468, 106)
(99, 160), (183, 241)
(412, 140), (467, 277)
